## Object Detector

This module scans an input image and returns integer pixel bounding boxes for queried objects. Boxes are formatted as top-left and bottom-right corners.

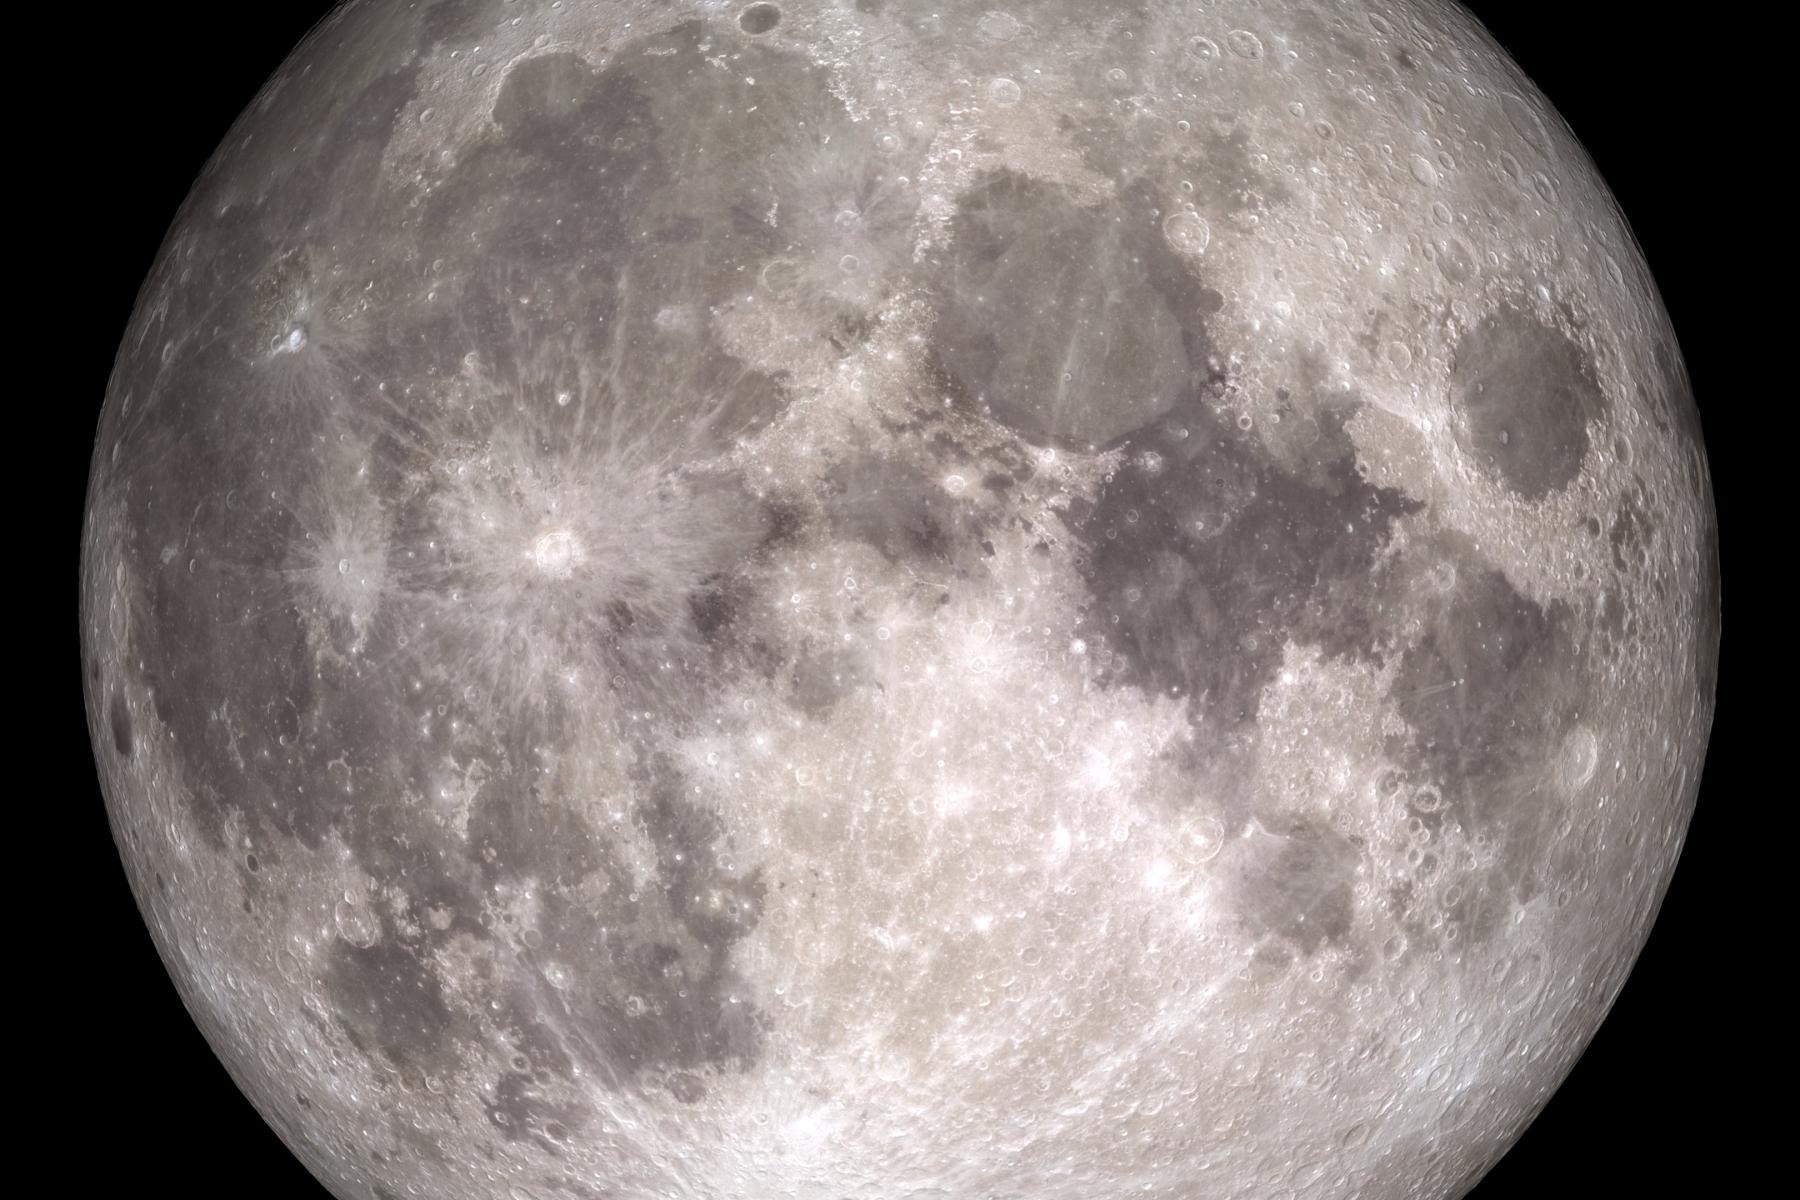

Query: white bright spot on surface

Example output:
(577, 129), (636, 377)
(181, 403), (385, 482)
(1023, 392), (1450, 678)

(1177, 816), (1226, 865)
(1143, 857), (1175, 890)
(1163, 210), (1211, 255)
(526, 528), (585, 579)
(1081, 748), (1117, 790)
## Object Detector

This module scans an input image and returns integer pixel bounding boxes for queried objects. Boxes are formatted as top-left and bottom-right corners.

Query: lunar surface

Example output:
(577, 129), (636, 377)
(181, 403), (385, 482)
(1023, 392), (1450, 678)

(81, 2), (1719, 1198)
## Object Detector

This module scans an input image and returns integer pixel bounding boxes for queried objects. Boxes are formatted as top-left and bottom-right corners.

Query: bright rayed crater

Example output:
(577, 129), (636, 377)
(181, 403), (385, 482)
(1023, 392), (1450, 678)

(81, 2), (1718, 1199)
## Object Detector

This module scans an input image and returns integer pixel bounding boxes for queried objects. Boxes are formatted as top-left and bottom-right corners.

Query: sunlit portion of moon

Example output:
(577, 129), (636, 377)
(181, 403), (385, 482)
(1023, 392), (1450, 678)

(81, 2), (1718, 1198)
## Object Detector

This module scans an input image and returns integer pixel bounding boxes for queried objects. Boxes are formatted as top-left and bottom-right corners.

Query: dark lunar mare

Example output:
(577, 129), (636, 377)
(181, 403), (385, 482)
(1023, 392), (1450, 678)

(924, 163), (1637, 961)
(924, 167), (1411, 958)
(1449, 305), (1606, 501)
(93, 15), (920, 1123)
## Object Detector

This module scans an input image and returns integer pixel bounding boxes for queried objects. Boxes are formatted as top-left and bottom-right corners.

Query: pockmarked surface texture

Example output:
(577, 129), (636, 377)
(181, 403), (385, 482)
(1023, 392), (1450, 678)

(82, 2), (1718, 1198)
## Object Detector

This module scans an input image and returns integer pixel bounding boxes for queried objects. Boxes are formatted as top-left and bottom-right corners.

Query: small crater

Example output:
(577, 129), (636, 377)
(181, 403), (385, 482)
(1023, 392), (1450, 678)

(1556, 725), (1600, 788)
(109, 692), (134, 757)
(334, 899), (381, 949)
(758, 255), (805, 299)
(1175, 816), (1226, 865)
(1435, 237), (1476, 284)
(1163, 210), (1211, 256)
(1226, 30), (1265, 60)
(527, 528), (586, 579)
(738, 3), (781, 35)
(976, 10), (1021, 42)
(1608, 478), (1655, 574)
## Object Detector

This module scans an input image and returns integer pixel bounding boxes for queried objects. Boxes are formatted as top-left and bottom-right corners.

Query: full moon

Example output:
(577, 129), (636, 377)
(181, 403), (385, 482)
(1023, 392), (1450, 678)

(81, 2), (1719, 1198)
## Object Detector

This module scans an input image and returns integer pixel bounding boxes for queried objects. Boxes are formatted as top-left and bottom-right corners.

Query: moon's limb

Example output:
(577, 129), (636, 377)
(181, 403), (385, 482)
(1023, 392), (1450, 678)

(82, 3), (1718, 1199)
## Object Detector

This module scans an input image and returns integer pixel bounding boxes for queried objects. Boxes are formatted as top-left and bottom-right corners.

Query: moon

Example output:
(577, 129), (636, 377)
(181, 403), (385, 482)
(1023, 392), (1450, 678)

(80, 2), (1719, 1198)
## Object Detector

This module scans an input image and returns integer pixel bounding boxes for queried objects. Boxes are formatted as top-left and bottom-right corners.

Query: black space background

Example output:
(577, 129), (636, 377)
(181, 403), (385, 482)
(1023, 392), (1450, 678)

(54, 4), (1750, 1197)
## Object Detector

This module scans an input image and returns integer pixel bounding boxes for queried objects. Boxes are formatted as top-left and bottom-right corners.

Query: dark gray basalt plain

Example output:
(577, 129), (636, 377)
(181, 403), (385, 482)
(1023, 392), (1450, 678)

(81, 2), (1718, 1198)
